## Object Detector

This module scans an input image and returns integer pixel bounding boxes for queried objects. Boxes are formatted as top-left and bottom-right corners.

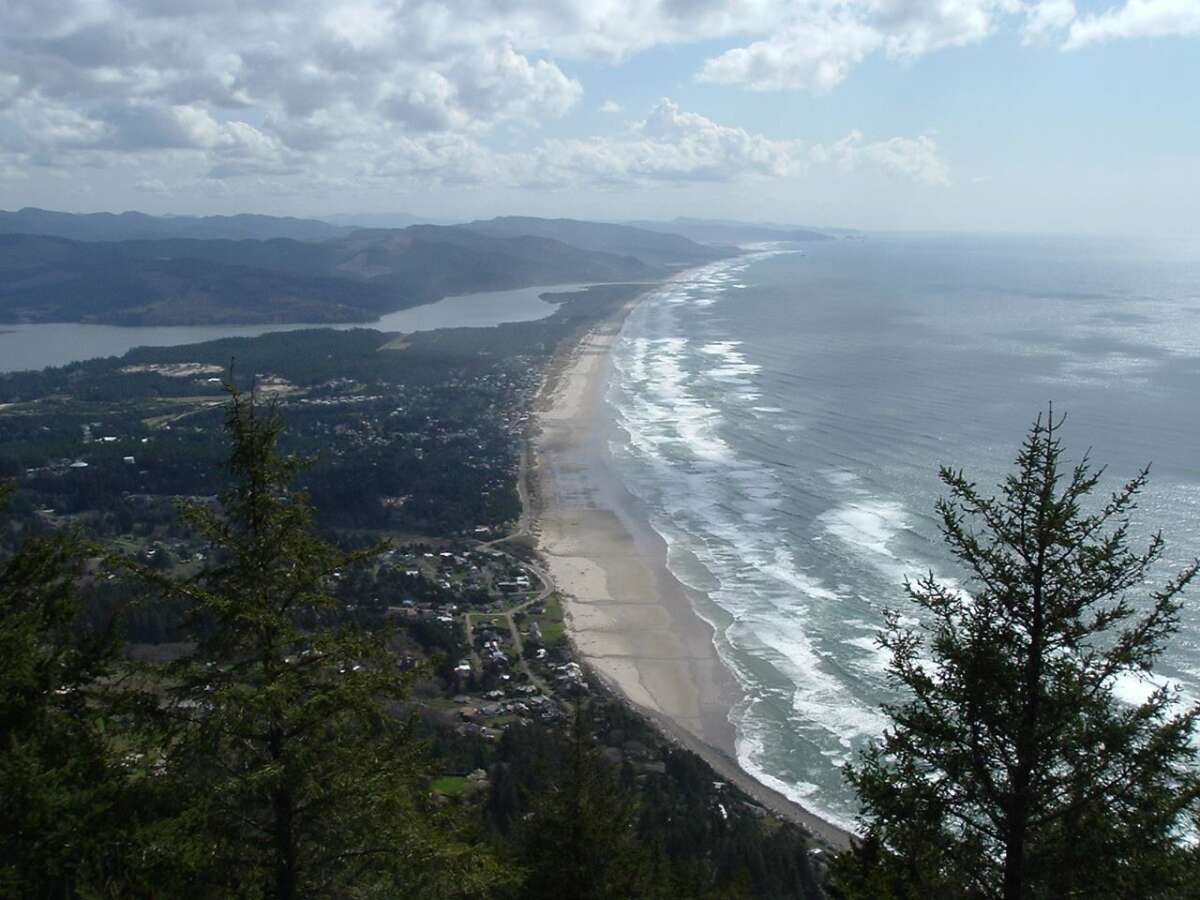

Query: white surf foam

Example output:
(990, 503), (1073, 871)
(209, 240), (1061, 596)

(820, 500), (908, 560)
(605, 248), (897, 827)
(735, 723), (860, 834)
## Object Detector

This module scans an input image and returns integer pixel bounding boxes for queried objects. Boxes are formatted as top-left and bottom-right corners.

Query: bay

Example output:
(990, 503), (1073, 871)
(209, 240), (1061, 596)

(0, 281), (580, 374)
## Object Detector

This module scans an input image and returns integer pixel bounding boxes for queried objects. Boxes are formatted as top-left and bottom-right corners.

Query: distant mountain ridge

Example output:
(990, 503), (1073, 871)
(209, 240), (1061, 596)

(0, 207), (350, 242)
(322, 212), (446, 229)
(0, 214), (728, 326)
(624, 217), (835, 246)
(464, 216), (735, 269)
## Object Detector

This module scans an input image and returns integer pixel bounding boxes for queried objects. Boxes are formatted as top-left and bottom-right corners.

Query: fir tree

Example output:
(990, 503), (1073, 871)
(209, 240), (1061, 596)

(0, 484), (130, 897)
(515, 709), (662, 900)
(129, 387), (503, 899)
(836, 411), (1200, 899)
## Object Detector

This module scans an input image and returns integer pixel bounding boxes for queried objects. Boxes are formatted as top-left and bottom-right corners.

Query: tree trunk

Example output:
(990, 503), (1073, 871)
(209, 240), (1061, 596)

(1003, 427), (1056, 900)
(272, 785), (296, 900)
(1003, 795), (1028, 900)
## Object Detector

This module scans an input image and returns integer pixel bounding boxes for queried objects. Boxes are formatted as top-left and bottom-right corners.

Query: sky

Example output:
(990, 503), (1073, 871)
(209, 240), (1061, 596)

(1, 0), (1198, 234)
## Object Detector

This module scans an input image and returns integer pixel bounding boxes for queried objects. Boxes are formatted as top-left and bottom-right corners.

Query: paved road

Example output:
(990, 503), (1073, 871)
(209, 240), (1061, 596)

(463, 561), (553, 693)
(465, 438), (557, 692)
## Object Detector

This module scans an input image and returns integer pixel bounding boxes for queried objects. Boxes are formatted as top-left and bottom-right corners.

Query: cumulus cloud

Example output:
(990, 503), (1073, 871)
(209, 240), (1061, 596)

(0, 1), (962, 195)
(700, 0), (1013, 92)
(1017, 0), (1200, 47)
(811, 130), (952, 186)
(869, 0), (1002, 59)
(448, 44), (582, 123)
(700, 17), (882, 93)
(1020, 0), (1078, 44)
(0, 1), (582, 156)
(99, 103), (225, 150)
(1064, 0), (1200, 48)
(524, 99), (803, 186)
(357, 99), (950, 192)
(441, 100), (949, 191)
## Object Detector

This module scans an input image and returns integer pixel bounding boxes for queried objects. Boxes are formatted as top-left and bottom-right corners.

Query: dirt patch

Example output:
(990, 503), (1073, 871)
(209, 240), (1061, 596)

(121, 362), (225, 378)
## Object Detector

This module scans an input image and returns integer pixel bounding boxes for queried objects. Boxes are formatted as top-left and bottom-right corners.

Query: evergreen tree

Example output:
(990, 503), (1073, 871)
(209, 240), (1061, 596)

(0, 483), (130, 897)
(515, 709), (664, 900)
(836, 411), (1200, 899)
(129, 388), (502, 899)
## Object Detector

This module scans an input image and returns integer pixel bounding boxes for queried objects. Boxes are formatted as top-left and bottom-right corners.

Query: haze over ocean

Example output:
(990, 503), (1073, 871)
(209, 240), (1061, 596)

(602, 234), (1200, 829)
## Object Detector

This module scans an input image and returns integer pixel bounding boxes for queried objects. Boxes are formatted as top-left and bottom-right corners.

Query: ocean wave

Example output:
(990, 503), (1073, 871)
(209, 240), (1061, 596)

(819, 500), (908, 562)
(604, 255), (900, 826)
(601, 238), (1200, 832)
(734, 718), (860, 834)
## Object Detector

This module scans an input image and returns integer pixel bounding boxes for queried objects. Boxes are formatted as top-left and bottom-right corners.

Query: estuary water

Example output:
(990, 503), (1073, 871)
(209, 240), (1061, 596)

(602, 233), (1200, 830)
(0, 281), (575, 374)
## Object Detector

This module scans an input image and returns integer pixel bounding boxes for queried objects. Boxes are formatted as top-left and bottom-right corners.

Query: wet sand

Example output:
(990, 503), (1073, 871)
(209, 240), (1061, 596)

(531, 290), (853, 852)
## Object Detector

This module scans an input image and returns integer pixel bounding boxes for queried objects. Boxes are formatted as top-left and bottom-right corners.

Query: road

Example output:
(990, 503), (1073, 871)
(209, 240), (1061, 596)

(462, 562), (554, 693)
(465, 436), (556, 692)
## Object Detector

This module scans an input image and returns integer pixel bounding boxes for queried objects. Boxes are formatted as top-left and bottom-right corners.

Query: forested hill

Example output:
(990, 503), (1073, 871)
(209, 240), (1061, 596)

(464, 215), (736, 269)
(0, 207), (350, 242)
(0, 212), (730, 326)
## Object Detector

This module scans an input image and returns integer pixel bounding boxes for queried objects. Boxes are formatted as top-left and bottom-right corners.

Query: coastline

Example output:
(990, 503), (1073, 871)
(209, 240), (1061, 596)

(529, 279), (854, 852)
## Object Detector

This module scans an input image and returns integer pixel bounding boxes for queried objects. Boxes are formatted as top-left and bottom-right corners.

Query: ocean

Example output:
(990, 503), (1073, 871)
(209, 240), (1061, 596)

(601, 232), (1200, 831)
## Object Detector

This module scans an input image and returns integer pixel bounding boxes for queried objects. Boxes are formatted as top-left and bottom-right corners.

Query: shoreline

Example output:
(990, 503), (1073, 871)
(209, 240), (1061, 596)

(528, 277), (854, 853)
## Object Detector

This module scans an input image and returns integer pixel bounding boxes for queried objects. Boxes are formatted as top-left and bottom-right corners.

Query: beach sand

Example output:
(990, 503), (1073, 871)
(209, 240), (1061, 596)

(532, 292), (853, 852)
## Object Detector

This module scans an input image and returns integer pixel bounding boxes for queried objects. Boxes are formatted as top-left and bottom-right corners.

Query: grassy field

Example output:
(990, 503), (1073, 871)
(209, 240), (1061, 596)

(430, 775), (467, 796)
(534, 592), (565, 645)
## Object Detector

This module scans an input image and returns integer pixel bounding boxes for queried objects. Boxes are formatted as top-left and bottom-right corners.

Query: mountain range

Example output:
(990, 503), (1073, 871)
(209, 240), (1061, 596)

(0, 212), (739, 326)
(624, 217), (836, 245)
(0, 207), (349, 243)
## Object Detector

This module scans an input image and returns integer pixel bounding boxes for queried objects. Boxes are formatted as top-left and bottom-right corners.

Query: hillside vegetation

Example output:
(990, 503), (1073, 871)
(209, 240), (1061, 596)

(0, 214), (727, 325)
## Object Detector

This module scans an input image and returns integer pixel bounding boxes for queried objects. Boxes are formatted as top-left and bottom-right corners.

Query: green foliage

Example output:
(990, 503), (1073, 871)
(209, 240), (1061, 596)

(126, 388), (505, 899)
(431, 775), (469, 796)
(514, 709), (661, 900)
(0, 482), (133, 897)
(836, 411), (1200, 900)
(0, 224), (661, 326)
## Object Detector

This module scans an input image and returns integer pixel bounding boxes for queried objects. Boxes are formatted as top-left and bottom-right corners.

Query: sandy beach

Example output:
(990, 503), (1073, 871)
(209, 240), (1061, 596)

(532, 289), (853, 852)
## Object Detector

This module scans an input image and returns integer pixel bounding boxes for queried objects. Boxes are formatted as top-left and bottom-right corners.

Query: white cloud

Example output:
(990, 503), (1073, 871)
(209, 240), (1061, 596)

(0, 1), (584, 155)
(133, 177), (172, 194)
(511, 99), (805, 187)
(1020, 0), (1077, 44)
(811, 130), (952, 186)
(478, 101), (948, 191)
(700, 17), (882, 93)
(448, 43), (582, 123)
(870, 0), (1003, 59)
(100, 103), (225, 150)
(1064, 0), (1200, 48)
(699, 0), (1019, 92)
(334, 99), (949, 192)
(0, 1), (981, 202)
